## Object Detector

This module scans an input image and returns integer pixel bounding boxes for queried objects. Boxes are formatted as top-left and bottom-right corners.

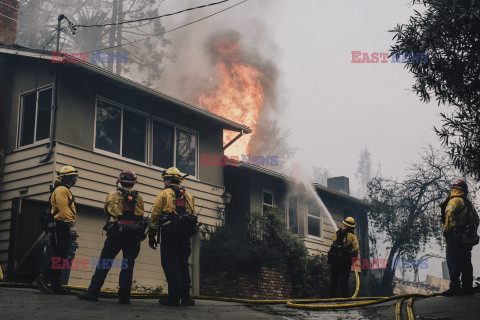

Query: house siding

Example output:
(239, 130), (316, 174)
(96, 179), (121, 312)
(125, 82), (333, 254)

(0, 58), (228, 292)
(0, 144), (54, 268)
(55, 66), (224, 186)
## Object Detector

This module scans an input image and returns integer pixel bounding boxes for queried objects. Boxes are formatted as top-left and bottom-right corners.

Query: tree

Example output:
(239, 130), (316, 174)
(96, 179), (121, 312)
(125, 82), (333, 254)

(390, 0), (480, 180)
(355, 148), (372, 198)
(367, 146), (457, 295)
(248, 120), (297, 171)
(17, 0), (170, 86)
(312, 165), (330, 186)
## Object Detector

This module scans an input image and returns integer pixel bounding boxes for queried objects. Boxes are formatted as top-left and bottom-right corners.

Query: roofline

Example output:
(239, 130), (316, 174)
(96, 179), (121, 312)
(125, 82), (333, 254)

(227, 161), (370, 207)
(0, 46), (252, 134)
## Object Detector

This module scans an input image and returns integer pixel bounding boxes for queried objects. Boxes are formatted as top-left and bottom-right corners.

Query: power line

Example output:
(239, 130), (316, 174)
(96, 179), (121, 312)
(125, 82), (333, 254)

(76, 0), (231, 28)
(84, 0), (247, 53)
(0, 1), (18, 11)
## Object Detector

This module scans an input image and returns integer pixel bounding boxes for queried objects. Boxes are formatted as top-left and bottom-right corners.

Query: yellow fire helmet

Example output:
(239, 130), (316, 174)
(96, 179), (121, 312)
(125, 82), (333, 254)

(58, 165), (79, 177)
(162, 167), (184, 182)
(343, 217), (355, 228)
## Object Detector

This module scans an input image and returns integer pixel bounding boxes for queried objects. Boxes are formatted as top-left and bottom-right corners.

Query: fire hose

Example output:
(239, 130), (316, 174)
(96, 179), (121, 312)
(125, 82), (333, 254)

(0, 268), (447, 320)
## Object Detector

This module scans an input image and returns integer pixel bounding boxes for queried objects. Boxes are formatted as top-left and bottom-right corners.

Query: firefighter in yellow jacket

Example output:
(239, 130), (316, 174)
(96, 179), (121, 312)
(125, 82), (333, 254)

(78, 170), (145, 304)
(328, 217), (359, 298)
(441, 179), (479, 296)
(149, 167), (197, 307)
(34, 166), (79, 295)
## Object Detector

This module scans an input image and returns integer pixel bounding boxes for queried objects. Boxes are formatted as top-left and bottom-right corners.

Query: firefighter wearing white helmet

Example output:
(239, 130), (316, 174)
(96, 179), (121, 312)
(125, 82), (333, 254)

(328, 217), (359, 298)
(34, 166), (79, 295)
(149, 167), (197, 307)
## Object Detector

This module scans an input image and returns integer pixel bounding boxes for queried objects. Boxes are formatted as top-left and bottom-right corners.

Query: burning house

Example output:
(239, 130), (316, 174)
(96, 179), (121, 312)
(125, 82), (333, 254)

(0, 44), (250, 292)
(0, 6), (369, 293)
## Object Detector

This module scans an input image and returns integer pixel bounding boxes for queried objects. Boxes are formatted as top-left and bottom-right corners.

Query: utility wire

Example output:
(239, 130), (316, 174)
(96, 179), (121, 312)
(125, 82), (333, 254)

(83, 0), (247, 53)
(76, 0), (231, 28)
(0, 1), (18, 11)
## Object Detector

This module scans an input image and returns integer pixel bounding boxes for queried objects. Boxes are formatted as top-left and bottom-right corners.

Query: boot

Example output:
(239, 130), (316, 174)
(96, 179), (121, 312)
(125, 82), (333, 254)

(119, 297), (131, 304)
(51, 281), (72, 295)
(77, 291), (99, 302)
(460, 287), (475, 296)
(442, 286), (461, 296)
(181, 296), (195, 306)
(159, 297), (181, 307)
(33, 274), (52, 294)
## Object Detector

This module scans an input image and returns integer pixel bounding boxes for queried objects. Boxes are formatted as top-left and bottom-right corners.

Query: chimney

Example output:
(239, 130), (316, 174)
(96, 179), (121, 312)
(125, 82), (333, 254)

(0, 0), (18, 45)
(327, 176), (350, 195)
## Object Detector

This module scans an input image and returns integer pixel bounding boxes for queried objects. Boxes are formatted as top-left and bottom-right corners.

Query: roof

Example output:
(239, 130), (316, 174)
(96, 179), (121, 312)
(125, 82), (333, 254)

(0, 44), (252, 134)
(226, 161), (370, 207)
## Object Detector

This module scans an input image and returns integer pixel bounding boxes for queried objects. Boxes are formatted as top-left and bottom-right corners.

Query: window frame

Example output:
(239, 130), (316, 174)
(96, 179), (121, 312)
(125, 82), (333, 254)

(16, 85), (54, 150)
(150, 116), (199, 178)
(287, 196), (298, 234)
(262, 189), (275, 214)
(92, 96), (200, 179)
(93, 96), (149, 166)
(307, 201), (324, 239)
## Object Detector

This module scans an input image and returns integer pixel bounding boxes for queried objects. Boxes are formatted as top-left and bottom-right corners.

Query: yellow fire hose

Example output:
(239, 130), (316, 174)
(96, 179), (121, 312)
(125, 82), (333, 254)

(0, 268), (440, 320)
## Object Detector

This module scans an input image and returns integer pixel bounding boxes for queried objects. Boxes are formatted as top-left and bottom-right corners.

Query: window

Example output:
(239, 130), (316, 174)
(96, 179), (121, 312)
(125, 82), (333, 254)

(152, 120), (198, 177)
(152, 120), (174, 169)
(95, 99), (147, 163)
(288, 197), (298, 234)
(262, 190), (274, 213)
(307, 201), (322, 237)
(176, 128), (197, 177)
(94, 97), (199, 177)
(18, 88), (52, 147)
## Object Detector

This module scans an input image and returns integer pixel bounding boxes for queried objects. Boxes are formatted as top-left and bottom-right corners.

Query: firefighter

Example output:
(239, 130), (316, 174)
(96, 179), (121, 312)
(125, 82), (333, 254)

(441, 179), (479, 296)
(34, 165), (79, 295)
(77, 170), (146, 304)
(148, 167), (197, 307)
(328, 217), (359, 298)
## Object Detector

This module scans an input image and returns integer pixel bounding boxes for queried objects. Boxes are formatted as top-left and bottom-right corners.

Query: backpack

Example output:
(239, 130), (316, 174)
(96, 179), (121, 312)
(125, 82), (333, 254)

(328, 229), (352, 264)
(165, 185), (198, 238)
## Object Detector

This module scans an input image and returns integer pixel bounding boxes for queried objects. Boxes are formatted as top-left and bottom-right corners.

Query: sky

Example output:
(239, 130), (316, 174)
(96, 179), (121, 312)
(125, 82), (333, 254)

(152, 0), (446, 190)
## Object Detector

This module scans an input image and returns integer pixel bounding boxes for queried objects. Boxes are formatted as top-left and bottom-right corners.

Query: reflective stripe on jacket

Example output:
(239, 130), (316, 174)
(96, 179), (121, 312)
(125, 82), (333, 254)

(104, 187), (145, 222)
(149, 185), (195, 230)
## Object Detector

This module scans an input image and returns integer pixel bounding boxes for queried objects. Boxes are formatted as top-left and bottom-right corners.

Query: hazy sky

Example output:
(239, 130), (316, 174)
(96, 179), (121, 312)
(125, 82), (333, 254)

(156, 0), (446, 190)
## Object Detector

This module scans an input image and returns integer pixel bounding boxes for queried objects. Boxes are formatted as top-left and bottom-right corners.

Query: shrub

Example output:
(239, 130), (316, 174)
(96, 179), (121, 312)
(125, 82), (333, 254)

(200, 207), (331, 297)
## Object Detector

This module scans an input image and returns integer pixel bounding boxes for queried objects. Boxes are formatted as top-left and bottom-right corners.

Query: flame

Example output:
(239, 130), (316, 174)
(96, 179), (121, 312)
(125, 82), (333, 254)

(199, 39), (266, 157)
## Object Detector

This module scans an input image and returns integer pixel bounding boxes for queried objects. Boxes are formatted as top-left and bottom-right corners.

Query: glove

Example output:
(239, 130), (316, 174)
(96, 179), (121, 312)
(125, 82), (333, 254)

(148, 228), (158, 250)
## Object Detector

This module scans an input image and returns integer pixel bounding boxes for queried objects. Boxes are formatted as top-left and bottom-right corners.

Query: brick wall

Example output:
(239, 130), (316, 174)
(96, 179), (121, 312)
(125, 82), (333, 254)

(0, 0), (18, 45)
(200, 266), (292, 299)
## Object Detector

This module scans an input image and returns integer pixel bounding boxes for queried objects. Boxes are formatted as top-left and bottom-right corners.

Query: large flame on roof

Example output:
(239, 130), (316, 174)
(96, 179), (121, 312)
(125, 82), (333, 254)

(199, 39), (266, 157)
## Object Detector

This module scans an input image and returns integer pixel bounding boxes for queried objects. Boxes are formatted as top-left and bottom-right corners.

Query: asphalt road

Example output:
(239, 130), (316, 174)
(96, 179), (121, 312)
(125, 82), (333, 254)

(1, 287), (478, 319)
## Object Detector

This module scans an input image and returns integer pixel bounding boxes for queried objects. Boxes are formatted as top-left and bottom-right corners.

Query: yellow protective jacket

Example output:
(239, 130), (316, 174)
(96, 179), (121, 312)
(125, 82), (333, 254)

(51, 178), (76, 223)
(150, 184), (195, 230)
(332, 228), (360, 256)
(104, 187), (144, 222)
(444, 188), (479, 243)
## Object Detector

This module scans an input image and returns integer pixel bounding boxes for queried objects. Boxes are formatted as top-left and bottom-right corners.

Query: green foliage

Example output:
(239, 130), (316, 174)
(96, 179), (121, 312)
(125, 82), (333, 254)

(200, 207), (331, 297)
(390, 0), (480, 180)
(130, 280), (163, 294)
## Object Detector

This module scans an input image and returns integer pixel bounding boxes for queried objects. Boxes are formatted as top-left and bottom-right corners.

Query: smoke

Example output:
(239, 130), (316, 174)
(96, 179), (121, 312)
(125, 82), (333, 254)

(154, 1), (290, 162)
